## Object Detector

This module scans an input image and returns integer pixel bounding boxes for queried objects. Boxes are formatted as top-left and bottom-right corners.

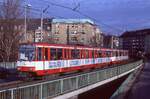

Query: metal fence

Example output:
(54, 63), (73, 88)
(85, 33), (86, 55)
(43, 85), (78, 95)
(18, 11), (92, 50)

(0, 60), (143, 99)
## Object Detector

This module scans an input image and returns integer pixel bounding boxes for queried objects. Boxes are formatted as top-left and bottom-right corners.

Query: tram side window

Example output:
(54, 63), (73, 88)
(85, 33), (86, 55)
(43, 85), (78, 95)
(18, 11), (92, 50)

(85, 50), (89, 58)
(126, 52), (128, 56)
(104, 51), (106, 57)
(45, 48), (48, 60)
(107, 51), (109, 57)
(122, 52), (124, 56)
(119, 51), (121, 56)
(64, 49), (67, 59)
(123, 52), (125, 56)
(50, 48), (57, 60)
(37, 48), (42, 61)
(98, 50), (102, 58)
(120, 52), (122, 56)
(105, 51), (109, 57)
(106, 51), (108, 57)
(101, 51), (105, 57)
(71, 49), (80, 59)
(109, 51), (111, 57)
(95, 50), (98, 58)
(116, 51), (118, 57)
(108, 51), (111, 57)
(57, 49), (62, 60)
(92, 50), (94, 58)
(81, 50), (84, 58)
(112, 51), (115, 57)
(124, 52), (126, 56)
(118, 51), (120, 56)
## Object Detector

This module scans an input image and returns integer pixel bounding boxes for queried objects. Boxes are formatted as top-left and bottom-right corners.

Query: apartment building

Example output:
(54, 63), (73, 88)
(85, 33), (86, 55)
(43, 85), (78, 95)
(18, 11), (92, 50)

(51, 19), (103, 46)
(120, 29), (150, 57)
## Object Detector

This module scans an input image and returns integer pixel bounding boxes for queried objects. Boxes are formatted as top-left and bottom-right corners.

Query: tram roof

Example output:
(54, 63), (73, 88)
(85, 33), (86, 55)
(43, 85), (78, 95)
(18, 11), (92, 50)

(19, 42), (128, 52)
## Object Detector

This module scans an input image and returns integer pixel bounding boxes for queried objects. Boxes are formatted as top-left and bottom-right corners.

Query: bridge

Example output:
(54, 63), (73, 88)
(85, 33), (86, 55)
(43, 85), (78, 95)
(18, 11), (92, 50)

(0, 60), (143, 99)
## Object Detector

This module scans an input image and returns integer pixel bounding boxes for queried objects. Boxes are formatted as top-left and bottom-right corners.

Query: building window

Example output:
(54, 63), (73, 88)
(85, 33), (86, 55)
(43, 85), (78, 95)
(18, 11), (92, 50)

(47, 26), (50, 30)
(81, 38), (85, 41)
(81, 32), (85, 34)
(82, 24), (84, 28)
(75, 25), (78, 28)
(54, 37), (59, 41)
(18, 25), (21, 30)
(0, 26), (3, 31)
(56, 24), (59, 28)
(55, 32), (59, 34)
(71, 37), (77, 41)
(14, 25), (18, 30)
(70, 31), (77, 34)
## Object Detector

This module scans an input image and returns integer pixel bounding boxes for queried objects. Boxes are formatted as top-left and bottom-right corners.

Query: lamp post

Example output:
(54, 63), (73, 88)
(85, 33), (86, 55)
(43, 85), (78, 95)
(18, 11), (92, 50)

(40, 6), (49, 42)
(24, 2), (31, 42)
(67, 25), (70, 45)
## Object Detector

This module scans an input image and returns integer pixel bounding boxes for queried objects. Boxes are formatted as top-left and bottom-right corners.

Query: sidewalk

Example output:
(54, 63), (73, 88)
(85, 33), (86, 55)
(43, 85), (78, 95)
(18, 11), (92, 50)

(110, 63), (143, 99)
(125, 62), (150, 99)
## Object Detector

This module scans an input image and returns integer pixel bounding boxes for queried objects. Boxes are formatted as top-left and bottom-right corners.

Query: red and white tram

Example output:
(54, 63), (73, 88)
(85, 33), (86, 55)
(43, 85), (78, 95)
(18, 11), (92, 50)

(17, 43), (129, 77)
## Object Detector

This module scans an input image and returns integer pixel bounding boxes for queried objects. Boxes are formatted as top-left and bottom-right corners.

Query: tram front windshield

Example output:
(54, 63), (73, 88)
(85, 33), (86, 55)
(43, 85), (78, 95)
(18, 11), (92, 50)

(19, 45), (35, 61)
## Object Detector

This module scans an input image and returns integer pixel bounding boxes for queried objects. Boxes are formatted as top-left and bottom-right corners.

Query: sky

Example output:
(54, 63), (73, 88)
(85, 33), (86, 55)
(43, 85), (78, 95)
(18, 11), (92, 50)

(26, 0), (150, 35)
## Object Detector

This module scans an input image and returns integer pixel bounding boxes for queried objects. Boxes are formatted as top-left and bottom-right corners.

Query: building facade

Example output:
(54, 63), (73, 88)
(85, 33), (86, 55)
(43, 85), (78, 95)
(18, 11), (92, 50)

(145, 35), (150, 55)
(103, 34), (119, 49)
(120, 29), (150, 57)
(27, 18), (52, 43)
(51, 19), (103, 46)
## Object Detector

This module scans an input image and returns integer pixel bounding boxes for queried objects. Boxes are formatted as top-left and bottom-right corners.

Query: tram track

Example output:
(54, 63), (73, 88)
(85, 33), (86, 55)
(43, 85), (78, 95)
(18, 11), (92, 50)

(0, 80), (23, 90)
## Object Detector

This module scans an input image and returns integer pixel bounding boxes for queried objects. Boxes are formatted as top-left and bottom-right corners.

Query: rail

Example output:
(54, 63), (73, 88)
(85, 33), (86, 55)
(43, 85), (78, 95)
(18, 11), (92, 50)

(0, 60), (143, 99)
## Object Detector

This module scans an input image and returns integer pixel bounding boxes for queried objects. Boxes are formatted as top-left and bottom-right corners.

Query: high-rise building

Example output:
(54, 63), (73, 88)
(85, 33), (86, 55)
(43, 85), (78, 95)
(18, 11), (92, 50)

(51, 19), (103, 46)
(120, 29), (150, 57)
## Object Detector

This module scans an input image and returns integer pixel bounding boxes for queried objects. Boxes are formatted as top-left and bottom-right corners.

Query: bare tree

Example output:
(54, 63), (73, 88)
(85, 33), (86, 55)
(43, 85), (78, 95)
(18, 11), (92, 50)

(0, 0), (23, 62)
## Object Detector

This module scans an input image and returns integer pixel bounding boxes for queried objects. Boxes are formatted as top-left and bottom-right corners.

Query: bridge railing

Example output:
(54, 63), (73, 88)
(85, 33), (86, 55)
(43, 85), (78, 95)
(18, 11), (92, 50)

(0, 60), (143, 99)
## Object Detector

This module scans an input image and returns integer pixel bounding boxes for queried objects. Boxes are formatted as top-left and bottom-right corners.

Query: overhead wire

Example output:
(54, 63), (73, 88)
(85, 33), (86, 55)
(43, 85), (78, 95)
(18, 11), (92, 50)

(1, 0), (150, 34)
(39, 0), (124, 33)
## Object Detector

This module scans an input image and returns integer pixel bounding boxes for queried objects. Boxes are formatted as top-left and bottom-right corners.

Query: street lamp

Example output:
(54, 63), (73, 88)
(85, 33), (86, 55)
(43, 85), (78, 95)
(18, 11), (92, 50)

(24, 2), (32, 42)
(40, 6), (49, 42)
(67, 25), (70, 45)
